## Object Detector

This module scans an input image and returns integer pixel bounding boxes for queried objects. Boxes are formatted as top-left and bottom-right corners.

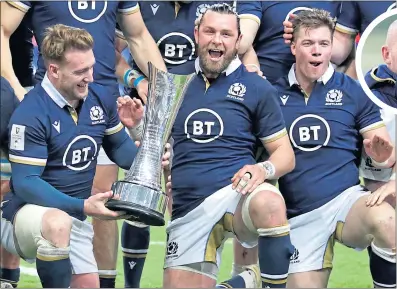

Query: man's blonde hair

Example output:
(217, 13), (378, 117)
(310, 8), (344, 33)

(41, 24), (94, 65)
(291, 8), (336, 42)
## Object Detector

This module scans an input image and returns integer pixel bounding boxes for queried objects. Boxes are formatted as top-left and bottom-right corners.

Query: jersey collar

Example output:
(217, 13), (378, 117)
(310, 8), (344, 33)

(194, 56), (242, 76)
(41, 73), (86, 108)
(288, 63), (335, 87)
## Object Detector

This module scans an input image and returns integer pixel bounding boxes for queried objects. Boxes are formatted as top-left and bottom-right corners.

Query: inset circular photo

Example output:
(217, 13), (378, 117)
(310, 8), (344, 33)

(356, 9), (397, 114)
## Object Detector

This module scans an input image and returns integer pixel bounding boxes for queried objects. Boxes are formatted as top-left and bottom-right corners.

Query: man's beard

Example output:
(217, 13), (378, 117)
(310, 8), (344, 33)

(198, 46), (237, 78)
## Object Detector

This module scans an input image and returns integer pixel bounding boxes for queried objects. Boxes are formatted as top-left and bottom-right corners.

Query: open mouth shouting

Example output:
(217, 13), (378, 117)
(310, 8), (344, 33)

(208, 49), (224, 61)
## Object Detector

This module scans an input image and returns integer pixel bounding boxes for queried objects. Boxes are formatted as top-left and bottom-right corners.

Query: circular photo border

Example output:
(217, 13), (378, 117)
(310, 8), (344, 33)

(356, 9), (397, 115)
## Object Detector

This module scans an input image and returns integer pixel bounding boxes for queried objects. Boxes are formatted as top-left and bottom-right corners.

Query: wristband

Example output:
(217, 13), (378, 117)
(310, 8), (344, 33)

(123, 69), (132, 87)
(370, 158), (389, 168)
(133, 76), (145, 89)
(257, 161), (276, 179)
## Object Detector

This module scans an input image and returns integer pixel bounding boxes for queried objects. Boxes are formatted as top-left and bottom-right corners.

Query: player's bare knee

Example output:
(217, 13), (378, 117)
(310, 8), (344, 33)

(368, 204), (395, 248)
(249, 191), (286, 228)
(41, 209), (72, 247)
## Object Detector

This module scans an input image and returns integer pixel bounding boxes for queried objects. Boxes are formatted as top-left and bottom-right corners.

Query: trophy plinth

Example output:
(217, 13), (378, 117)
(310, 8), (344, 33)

(105, 62), (195, 226)
(106, 181), (167, 226)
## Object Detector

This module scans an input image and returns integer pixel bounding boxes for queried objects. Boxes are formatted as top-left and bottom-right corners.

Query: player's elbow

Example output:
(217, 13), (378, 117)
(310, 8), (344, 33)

(11, 175), (36, 202)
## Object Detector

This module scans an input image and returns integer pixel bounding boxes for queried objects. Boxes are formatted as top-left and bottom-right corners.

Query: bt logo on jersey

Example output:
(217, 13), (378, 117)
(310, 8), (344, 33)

(63, 135), (98, 171)
(157, 33), (195, 65)
(184, 108), (224, 143)
(68, 0), (107, 23)
(289, 114), (331, 152)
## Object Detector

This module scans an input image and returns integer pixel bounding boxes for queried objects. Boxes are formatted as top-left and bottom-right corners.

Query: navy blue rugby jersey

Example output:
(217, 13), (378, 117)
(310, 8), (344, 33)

(117, 1), (233, 75)
(5, 75), (124, 221)
(273, 64), (384, 218)
(336, 1), (396, 35)
(9, 1), (139, 92)
(365, 64), (397, 108)
(170, 58), (287, 220)
(236, 1), (342, 84)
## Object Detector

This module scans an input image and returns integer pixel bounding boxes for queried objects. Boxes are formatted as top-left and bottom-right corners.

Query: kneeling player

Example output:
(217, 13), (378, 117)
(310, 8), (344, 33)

(0, 25), (169, 288)
(273, 9), (396, 288)
(163, 4), (296, 288)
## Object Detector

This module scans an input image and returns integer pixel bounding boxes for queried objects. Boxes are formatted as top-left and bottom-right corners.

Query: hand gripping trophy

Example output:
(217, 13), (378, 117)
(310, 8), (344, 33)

(105, 63), (195, 226)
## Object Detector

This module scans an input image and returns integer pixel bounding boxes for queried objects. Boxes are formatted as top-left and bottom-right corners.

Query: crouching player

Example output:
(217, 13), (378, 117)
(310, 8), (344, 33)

(0, 24), (169, 288)
(272, 9), (396, 288)
(163, 4), (296, 288)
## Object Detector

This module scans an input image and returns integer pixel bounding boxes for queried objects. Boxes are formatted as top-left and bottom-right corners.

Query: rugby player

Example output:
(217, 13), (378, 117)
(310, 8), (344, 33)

(0, 79), (20, 289)
(230, 1), (343, 275)
(273, 9), (396, 288)
(113, 2), (266, 287)
(0, 25), (170, 288)
(0, 13), (36, 287)
(164, 4), (295, 288)
(360, 20), (397, 209)
(0, 2), (166, 288)
(283, 1), (397, 79)
(364, 20), (397, 109)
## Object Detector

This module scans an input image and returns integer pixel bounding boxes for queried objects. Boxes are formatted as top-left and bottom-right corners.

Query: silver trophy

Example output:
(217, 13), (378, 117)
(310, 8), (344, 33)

(105, 63), (195, 226)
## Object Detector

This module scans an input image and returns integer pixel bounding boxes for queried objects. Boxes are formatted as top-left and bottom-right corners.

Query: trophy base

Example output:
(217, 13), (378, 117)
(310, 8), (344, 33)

(105, 200), (165, 226)
(105, 181), (168, 227)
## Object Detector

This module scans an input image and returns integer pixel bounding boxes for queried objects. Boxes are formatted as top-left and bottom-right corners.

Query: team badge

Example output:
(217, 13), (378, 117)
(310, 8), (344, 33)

(90, 106), (103, 121)
(228, 83), (246, 97)
(325, 89), (343, 105)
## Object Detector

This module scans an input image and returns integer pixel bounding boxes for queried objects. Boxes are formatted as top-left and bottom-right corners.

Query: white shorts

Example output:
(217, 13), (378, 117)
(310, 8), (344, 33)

(0, 204), (97, 274)
(97, 128), (131, 166)
(0, 149), (11, 181)
(163, 183), (282, 277)
(288, 185), (369, 274)
(97, 147), (115, 165)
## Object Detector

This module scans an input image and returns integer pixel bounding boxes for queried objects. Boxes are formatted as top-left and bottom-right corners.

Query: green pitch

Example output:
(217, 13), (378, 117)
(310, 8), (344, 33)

(18, 220), (372, 288)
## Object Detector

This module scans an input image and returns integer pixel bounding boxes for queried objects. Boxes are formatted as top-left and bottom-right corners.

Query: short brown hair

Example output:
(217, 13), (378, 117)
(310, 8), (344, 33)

(196, 3), (241, 37)
(291, 8), (336, 42)
(41, 24), (94, 65)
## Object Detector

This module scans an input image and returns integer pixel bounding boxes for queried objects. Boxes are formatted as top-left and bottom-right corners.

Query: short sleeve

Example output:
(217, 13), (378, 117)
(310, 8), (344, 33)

(254, 81), (287, 143)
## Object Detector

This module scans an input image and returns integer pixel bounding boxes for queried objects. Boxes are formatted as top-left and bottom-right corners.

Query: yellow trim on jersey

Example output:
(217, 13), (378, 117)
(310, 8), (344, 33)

(238, 14), (261, 25)
(105, 122), (124, 136)
(118, 4), (140, 15)
(204, 213), (234, 263)
(122, 252), (147, 259)
(359, 121), (385, 134)
(261, 128), (287, 144)
(174, 2), (181, 17)
(36, 254), (69, 262)
(9, 154), (47, 166)
(6, 1), (29, 13)
(335, 23), (358, 36)
(67, 107), (78, 124)
(370, 68), (396, 84)
(261, 277), (288, 285)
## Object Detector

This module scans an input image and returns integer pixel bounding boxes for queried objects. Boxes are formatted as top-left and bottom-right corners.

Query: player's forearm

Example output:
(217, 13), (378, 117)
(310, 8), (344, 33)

(102, 130), (138, 170)
(115, 49), (132, 85)
(125, 31), (167, 75)
(0, 32), (23, 98)
(11, 163), (85, 215)
(238, 18), (259, 55)
(331, 30), (355, 66)
(240, 46), (260, 71)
